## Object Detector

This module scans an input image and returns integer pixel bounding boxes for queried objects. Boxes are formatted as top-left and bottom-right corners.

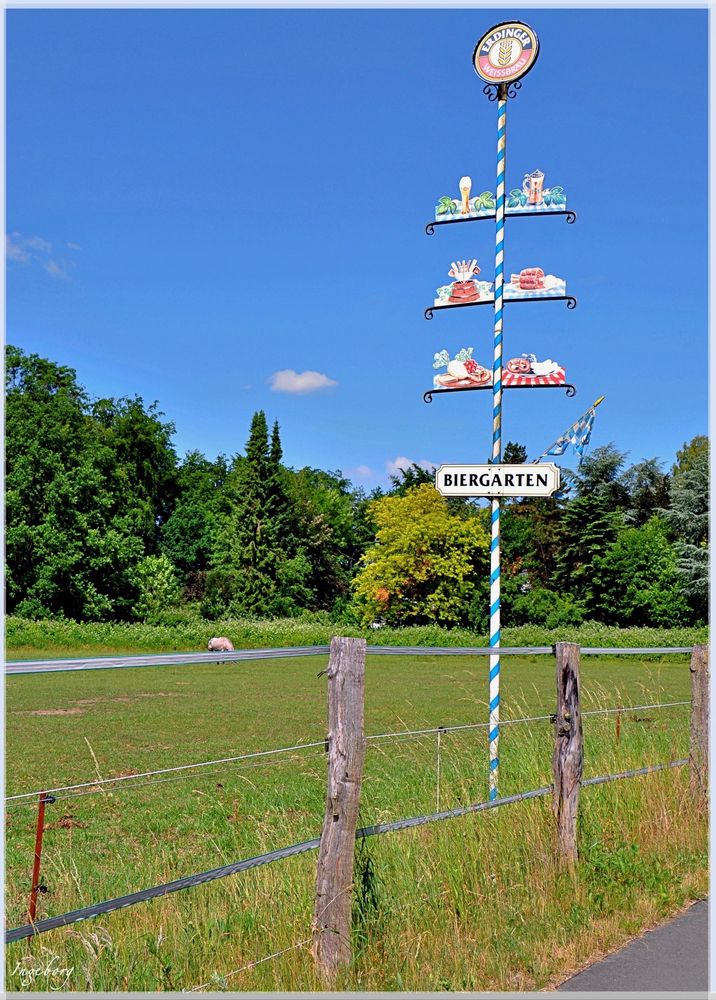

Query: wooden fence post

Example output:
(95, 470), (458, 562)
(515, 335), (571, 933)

(689, 644), (709, 800)
(312, 636), (366, 982)
(552, 642), (583, 864)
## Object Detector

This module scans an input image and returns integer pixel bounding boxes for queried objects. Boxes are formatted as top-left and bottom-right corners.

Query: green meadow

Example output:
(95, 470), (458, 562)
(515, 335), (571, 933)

(5, 648), (706, 991)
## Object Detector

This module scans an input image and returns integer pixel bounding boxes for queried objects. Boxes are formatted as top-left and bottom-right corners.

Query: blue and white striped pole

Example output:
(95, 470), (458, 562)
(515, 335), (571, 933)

(489, 84), (507, 801)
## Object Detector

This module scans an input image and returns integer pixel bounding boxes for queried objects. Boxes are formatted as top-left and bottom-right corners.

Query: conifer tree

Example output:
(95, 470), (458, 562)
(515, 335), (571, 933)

(211, 411), (278, 616)
(554, 493), (622, 614)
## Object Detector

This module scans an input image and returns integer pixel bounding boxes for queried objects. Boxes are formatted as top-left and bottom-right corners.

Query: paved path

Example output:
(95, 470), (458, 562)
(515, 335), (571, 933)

(557, 899), (708, 993)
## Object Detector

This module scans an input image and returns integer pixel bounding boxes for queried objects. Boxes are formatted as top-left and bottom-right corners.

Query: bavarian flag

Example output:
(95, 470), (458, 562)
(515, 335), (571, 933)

(542, 396), (604, 466)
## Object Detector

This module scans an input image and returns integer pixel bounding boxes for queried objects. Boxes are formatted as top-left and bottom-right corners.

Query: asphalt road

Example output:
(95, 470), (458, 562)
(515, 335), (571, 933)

(557, 899), (708, 993)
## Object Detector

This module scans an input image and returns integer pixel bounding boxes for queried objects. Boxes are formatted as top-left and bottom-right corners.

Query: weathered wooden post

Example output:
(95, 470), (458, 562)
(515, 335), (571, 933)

(689, 644), (709, 800)
(552, 642), (583, 864)
(312, 636), (366, 982)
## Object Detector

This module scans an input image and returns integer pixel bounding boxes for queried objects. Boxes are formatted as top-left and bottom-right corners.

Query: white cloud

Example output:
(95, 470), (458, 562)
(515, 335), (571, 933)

(25, 235), (52, 253)
(6, 231), (71, 279)
(269, 369), (338, 394)
(44, 260), (68, 279)
(386, 456), (436, 477)
(352, 465), (374, 478)
(67, 242), (81, 250)
(6, 234), (30, 263)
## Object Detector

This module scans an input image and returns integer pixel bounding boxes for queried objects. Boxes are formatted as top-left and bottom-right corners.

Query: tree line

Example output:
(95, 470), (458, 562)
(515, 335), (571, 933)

(6, 346), (709, 629)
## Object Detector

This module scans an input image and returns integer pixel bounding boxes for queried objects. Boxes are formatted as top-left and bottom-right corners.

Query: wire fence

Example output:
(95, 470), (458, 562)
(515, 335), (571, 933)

(5, 756), (688, 944)
(5, 643), (699, 961)
(5, 644), (695, 676)
(4, 700), (690, 807)
(189, 937), (313, 992)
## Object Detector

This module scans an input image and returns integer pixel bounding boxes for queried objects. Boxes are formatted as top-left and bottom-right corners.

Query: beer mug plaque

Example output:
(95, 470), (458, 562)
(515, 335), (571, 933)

(435, 170), (566, 221)
(509, 169), (567, 211)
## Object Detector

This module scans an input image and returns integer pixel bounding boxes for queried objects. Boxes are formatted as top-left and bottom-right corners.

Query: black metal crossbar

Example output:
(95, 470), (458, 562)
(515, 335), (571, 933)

(424, 382), (577, 403)
(425, 209), (577, 234)
(425, 295), (577, 320)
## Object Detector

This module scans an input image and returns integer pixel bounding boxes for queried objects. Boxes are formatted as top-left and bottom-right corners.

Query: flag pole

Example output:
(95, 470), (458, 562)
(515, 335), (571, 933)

(488, 81), (508, 801)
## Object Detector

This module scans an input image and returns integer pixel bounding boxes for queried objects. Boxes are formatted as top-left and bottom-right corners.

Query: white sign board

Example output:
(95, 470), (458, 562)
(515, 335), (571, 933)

(435, 463), (560, 497)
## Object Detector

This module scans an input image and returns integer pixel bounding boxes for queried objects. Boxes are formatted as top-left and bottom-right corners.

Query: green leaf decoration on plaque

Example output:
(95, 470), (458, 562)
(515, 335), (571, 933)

(471, 191), (496, 212)
(436, 196), (458, 215)
(433, 349), (450, 369)
(454, 347), (474, 363)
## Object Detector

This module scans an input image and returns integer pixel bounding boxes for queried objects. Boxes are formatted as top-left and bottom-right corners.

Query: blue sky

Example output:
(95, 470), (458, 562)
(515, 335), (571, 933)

(6, 7), (708, 487)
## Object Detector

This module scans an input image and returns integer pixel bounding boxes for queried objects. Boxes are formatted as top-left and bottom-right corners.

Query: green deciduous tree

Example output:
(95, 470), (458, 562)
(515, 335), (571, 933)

(591, 517), (690, 627)
(352, 484), (489, 626)
(161, 451), (228, 592)
(672, 435), (708, 477)
(6, 346), (177, 621)
(285, 467), (355, 611)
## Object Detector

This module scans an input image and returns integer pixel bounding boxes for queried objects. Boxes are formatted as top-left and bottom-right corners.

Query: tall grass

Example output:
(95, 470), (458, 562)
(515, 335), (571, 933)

(5, 651), (705, 991)
(6, 614), (709, 659)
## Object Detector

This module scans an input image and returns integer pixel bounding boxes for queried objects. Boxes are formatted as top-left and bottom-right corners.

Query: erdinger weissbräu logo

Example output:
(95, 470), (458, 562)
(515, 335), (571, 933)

(473, 22), (539, 85)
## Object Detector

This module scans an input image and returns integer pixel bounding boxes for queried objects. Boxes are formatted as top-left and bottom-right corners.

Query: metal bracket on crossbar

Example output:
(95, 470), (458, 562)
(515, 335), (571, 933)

(425, 209), (577, 235)
(424, 383), (576, 403)
(425, 295), (577, 320)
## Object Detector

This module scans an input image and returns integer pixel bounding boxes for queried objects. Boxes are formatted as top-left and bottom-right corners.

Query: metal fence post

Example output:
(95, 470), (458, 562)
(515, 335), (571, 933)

(552, 642), (583, 863)
(312, 636), (366, 981)
(28, 792), (54, 927)
(689, 644), (709, 800)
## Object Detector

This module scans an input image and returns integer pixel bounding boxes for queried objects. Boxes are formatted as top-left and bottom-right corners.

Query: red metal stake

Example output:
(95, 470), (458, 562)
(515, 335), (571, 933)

(28, 792), (53, 926)
(615, 710), (622, 744)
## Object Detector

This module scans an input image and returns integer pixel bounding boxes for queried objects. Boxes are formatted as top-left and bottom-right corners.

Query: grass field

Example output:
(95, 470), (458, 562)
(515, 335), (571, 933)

(5, 649), (706, 992)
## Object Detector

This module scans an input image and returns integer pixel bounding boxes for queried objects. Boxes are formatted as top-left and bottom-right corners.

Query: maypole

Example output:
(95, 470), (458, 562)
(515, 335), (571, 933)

(488, 83), (507, 799)
(425, 21), (583, 801)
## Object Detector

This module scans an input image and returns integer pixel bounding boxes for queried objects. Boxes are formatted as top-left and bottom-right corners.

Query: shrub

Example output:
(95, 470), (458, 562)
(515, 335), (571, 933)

(510, 588), (585, 629)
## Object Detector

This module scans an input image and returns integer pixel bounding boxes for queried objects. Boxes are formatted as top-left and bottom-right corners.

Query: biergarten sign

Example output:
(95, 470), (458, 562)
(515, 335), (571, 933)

(435, 463), (560, 498)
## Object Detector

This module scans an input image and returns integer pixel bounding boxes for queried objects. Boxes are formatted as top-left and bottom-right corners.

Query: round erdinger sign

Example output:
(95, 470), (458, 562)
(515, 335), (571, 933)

(473, 22), (539, 85)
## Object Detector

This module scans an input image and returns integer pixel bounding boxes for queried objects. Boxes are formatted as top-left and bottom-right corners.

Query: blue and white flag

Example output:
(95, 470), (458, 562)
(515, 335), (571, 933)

(540, 396), (604, 467)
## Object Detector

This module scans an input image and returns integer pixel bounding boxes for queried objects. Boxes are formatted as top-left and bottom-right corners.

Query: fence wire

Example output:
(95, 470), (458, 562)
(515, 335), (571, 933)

(6, 644), (694, 677)
(5, 699), (690, 807)
(5, 757), (687, 944)
(189, 937), (312, 992)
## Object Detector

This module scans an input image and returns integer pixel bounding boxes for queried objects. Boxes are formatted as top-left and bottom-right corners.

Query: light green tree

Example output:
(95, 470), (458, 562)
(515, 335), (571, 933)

(352, 484), (489, 627)
(132, 554), (181, 622)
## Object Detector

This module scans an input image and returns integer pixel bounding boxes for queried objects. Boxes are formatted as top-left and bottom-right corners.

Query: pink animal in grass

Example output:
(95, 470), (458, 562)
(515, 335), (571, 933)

(208, 637), (235, 652)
